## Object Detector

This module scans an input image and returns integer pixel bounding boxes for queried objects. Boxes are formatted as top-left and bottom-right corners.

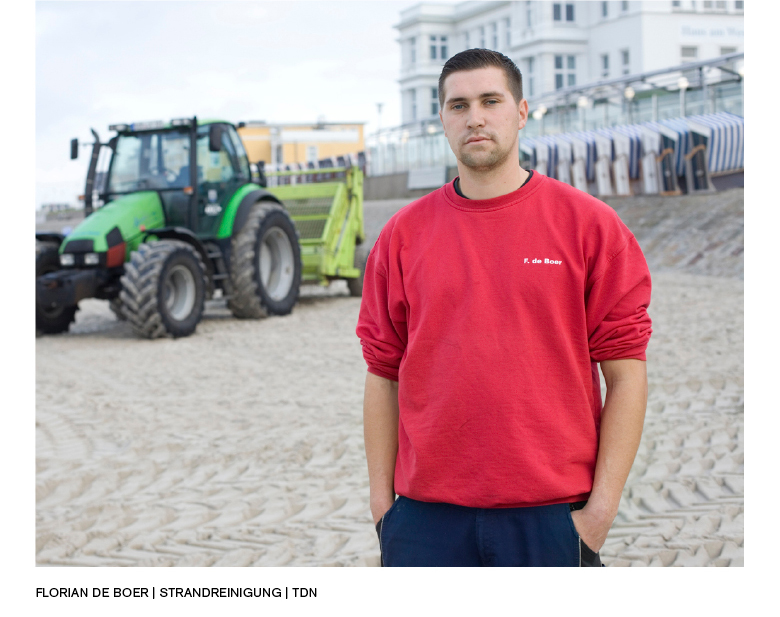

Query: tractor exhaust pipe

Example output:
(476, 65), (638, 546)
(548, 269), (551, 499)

(84, 128), (101, 216)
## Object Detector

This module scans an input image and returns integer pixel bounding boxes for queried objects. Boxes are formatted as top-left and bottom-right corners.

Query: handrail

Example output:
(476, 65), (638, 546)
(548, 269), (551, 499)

(266, 167), (351, 177)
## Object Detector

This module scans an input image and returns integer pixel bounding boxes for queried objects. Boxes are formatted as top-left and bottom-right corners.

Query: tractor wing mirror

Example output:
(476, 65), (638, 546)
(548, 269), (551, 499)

(70, 138), (78, 160)
(208, 125), (223, 152)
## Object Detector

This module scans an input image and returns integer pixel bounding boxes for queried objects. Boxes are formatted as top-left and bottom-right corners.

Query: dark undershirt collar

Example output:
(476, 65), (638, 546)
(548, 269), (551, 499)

(454, 170), (534, 199)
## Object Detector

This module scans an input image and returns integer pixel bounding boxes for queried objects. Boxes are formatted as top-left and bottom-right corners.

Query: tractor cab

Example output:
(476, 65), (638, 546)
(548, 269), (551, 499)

(85, 117), (254, 238)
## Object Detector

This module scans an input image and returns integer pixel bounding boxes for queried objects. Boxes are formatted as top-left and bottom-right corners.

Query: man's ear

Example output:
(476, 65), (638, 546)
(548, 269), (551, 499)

(517, 98), (529, 131)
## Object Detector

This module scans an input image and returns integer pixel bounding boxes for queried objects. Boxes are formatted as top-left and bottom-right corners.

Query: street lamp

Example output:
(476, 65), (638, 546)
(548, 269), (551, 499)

(677, 76), (689, 117)
(624, 86), (635, 124)
(577, 96), (589, 131)
(738, 65), (744, 115)
(533, 104), (548, 135)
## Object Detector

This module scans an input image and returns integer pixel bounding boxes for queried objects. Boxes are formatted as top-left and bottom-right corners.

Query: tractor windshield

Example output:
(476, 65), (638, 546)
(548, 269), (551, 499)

(107, 129), (191, 193)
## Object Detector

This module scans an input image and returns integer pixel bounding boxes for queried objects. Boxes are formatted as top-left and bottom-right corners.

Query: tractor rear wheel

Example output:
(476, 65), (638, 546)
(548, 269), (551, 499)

(119, 240), (206, 339)
(228, 201), (301, 318)
(36, 240), (78, 334)
(347, 246), (369, 297)
(109, 298), (126, 321)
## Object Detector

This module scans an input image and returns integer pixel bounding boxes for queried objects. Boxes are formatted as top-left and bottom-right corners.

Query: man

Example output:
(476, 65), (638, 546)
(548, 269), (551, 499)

(356, 49), (651, 567)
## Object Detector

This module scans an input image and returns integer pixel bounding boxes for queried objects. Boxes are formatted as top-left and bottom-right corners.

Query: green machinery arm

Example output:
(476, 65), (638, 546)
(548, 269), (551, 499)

(267, 167), (364, 285)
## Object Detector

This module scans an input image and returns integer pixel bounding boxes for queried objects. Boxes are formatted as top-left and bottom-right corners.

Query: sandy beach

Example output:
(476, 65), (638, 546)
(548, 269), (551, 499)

(36, 188), (744, 566)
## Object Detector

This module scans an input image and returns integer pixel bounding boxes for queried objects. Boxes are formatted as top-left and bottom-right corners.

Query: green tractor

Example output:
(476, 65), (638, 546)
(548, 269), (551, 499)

(36, 117), (365, 338)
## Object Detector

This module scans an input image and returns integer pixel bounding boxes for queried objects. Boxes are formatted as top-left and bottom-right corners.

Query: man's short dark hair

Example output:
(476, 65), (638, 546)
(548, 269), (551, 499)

(438, 49), (523, 107)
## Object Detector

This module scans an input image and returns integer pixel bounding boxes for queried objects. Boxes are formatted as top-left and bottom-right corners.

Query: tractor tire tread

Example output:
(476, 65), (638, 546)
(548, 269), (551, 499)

(228, 201), (301, 319)
(119, 240), (207, 339)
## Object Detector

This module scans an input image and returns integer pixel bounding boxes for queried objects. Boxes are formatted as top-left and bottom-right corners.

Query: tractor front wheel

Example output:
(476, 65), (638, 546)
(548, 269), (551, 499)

(36, 240), (78, 334)
(228, 201), (301, 318)
(119, 240), (206, 339)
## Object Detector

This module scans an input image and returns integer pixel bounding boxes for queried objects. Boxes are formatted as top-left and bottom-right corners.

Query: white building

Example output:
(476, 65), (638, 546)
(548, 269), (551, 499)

(396, 0), (744, 125)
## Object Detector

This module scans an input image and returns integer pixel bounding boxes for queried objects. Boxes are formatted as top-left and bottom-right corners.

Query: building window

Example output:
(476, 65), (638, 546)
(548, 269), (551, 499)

(409, 90), (417, 121)
(410, 37), (416, 64)
(431, 88), (439, 116)
(429, 35), (448, 61)
(464, 31), (470, 49)
(554, 3), (574, 21)
(504, 18), (511, 47)
(568, 55), (576, 86)
(306, 145), (318, 163)
(479, 26), (485, 47)
(621, 49), (630, 74)
(602, 1), (608, 17)
(672, 1), (681, 8)
(527, 57), (535, 97)
(621, 1), (629, 11)
(555, 55), (575, 89)
(601, 53), (609, 78)
(703, 1), (712, 8)
(681, 46), (698, 61)
(526, 1), (532, 27)
(715, 0), (726, 8)
(720, 46), (737, 55)
(735, 1), (744, 9)
(492, 22), (498, 48)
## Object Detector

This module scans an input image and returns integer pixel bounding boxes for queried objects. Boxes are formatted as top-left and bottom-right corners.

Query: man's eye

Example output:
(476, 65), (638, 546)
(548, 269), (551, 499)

(485, 99), (498, 105)
(452, 104), (465, 110)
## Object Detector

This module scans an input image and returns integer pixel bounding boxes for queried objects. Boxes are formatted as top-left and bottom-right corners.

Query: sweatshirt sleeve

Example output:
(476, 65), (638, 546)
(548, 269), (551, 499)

(355, 228), (408, 381)
(586, 234), (653, 362)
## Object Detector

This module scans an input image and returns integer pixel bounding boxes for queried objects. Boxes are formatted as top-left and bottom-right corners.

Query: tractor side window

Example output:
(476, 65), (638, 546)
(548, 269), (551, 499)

(196, 126), (237, 184)
(227, 126), (251, 180)
(220, 131), (242, 179)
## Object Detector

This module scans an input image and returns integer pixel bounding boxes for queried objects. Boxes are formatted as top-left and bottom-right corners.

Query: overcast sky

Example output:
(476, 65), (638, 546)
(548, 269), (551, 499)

(36, 0), (418, 207)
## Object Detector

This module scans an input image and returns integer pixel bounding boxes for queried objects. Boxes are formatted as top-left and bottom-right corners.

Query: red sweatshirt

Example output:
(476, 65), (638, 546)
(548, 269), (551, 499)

(356, 173), (652, 508)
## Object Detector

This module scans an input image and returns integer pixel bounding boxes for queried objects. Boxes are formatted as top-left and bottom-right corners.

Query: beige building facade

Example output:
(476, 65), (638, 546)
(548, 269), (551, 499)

(237, 121), (365, 166)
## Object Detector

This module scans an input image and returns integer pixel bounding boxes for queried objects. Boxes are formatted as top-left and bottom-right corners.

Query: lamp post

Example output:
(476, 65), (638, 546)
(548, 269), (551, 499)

(738, 65), (744, 116)
(577, 95), (589, 131)
(533, 104), (547, 135)
(624, 86), (635, 124)
(678, 76), (689, 118)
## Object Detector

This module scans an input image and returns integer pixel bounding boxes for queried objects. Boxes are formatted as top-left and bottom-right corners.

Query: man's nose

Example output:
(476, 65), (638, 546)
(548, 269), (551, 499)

(466, 107), (485, 128)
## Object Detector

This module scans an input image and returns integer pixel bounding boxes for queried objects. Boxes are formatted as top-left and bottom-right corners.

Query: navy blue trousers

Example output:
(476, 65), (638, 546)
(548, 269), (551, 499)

(376, 496), (602, 567)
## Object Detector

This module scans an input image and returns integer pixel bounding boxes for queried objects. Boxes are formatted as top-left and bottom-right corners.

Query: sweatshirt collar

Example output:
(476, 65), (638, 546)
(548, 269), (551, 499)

(443, 171), (543, 211)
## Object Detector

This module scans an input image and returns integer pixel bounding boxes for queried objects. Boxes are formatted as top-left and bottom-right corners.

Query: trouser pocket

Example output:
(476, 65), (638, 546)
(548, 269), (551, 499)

(376, 519), (384, 567)
(566, 501), (604, 567)
(579, 538), (603, 567)
(376, 498), (400, 567)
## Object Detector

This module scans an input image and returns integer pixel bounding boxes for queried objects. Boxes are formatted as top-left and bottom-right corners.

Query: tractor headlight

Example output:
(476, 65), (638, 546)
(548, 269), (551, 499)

(59, 253), (75, 267)
(84, 253), (100, 266)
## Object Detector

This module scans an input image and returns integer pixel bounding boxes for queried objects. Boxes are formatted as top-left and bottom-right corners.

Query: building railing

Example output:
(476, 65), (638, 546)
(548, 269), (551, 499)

(366, 53), (743, 176)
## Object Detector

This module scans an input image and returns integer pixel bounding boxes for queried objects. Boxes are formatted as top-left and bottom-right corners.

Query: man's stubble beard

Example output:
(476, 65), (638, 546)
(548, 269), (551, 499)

(456, 138), (514, 172)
